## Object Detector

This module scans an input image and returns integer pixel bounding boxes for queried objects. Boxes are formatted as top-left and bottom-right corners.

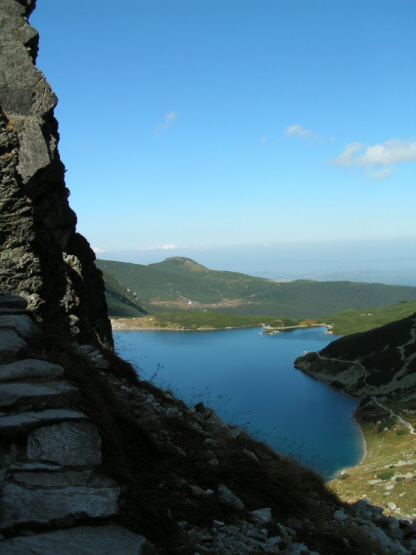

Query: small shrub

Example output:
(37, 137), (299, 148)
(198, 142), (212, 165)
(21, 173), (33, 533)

(377, 418), (395, 433)
(396, 428), (410, 435)
(376, 470), (395, 481)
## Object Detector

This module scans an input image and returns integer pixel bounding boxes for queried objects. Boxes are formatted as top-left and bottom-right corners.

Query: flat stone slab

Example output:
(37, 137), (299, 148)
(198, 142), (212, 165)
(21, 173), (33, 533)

(0, 381), (79, 411)
(0, 525), (147, 554)
(9, 462), (64, 472)
(0, 359), (64, 383)
(0, 409), (87, 437)
(0, 308), (28, 315)
(0, 329), (29, 364)
(0, 314), (39, 339)
(12, 470), (117, 488)
(27, 421), (102, 466)
(0, 291), (27, 310)
(0, 483), (120, 530)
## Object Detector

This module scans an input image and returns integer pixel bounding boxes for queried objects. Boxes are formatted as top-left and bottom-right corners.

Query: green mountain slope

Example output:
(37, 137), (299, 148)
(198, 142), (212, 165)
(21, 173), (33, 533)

(294, 313), (416, 515)
(100, 268), (148, 317)
(295, 312), (416, 398)
(96, 257), (416, 319)
(317, 299), (416, 335)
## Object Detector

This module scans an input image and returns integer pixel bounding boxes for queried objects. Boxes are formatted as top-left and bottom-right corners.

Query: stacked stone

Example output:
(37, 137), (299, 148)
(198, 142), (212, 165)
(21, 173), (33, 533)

(0, 291), (147, 554)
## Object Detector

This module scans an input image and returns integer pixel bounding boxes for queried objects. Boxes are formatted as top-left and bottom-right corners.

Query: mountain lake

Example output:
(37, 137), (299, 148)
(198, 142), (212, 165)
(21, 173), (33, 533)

(114, 326), (363, 479)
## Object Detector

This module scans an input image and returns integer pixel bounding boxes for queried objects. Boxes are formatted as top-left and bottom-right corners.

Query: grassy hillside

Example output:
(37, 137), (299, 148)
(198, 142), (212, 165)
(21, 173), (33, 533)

(97, 257), (416, 319)
(100, 267), (148, 317)
(317, 299), (416, 335)
(295, 313), (416, 517)
(112, 311), (305, 331)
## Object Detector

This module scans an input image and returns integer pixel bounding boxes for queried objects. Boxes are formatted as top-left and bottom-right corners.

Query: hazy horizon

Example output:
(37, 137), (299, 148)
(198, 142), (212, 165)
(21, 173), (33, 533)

(96, 237), (416, 280)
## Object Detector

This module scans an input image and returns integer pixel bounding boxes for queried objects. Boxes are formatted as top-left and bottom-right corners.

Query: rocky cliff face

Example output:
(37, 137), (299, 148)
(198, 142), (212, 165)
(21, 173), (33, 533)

(0, 0), (112, 348)
(294, 313), (416, 400)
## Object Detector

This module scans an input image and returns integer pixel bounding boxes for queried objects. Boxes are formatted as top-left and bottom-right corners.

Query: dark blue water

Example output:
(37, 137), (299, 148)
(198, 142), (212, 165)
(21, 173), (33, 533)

(114, 326), (363, 479)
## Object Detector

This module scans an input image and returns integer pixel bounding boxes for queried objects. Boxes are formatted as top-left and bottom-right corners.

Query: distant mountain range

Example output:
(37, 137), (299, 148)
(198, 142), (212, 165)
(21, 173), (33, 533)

(252, 269), (416, 286)
(96, 256), (416, 320)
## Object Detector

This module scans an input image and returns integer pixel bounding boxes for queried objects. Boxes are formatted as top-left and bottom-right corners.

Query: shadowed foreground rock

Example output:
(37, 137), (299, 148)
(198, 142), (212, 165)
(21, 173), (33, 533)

(0, 0), (112, 348)
(0, 292), (149, 553)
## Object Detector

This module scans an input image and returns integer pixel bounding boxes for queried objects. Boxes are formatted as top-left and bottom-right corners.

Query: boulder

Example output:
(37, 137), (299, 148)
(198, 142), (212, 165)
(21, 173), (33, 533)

(0, 329), (30, 363)
(0, 483), (120, 530)
(27, 421), (102, 466)
(0, 409), (87, 437)
(0, 291), (27, 310)
(218, 484), (244, 511)
(0, 314), (39, 338)
(0, 525), (148, 555)
(0, 359), (64, 382)
(0, 381), (79, 411)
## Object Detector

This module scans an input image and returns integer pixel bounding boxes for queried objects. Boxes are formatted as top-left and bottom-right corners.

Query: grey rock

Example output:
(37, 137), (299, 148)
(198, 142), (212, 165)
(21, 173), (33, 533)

(0, 483), (120, 530)
(229, 425), (252, 441)
(17, 116), (54, 184)
(267, 536), (282, 545)
(0, 409), (87, 437)
(247, 528), (268, 541)
(0, 308), (28, 316)
(0, 314), (39, 338)
(367, 522), (411, 554)
(76, 345), (97, 355)
(190, 485), (213, 497)
(12, 469), (117, 488)
(9, 462), (63, 472)
(94, 359), (111, 369)
(251, 507), (272, 525)
(0, 525), (148, 555)
(0, 381), (79, 411)
(27, 421), (102, 466)
(0, 0), (113, 349)
(0, 359), (64, 383)
(0, 329), (29, 363)
(233, 540), (250, 552)
(288, 543), (310, 555)
(0, 292), (27, 310)
(334, 509), (349, 521)
(224, 524), (240, 535)
(218, 484), (244, 511)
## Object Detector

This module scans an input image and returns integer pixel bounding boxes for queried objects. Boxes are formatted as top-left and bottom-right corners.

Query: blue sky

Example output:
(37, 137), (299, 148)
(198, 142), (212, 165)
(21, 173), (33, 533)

(30, 1), (416, 274)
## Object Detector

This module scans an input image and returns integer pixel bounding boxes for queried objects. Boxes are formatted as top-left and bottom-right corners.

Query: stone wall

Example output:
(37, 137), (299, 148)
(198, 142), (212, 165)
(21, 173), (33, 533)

(0, 0), (112, 348)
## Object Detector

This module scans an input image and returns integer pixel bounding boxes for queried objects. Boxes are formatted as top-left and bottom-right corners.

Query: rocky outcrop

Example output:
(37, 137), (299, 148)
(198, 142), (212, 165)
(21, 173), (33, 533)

(0, 0), (112, 348)
(294, 313), (416, 400)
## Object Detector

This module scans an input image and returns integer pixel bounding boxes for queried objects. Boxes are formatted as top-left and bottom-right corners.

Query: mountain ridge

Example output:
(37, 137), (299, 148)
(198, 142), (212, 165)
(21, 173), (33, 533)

(97, 257), (416, 320)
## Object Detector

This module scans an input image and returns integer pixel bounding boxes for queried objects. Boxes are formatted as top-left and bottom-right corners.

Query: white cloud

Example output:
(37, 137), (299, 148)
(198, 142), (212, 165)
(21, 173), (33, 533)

(260, 136), (267, 145)
(285, 124), (315, 139)
(155, 111), (178, 135)
(331, 138), (416, 179)
(138, 244), (179, 251)
(93, 247), (106, 254)
(188, 245), (212, 250)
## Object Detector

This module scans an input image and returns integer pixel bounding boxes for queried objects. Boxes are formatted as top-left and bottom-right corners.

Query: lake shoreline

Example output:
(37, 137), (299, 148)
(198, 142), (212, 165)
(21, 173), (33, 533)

(113, 326), (360, 479)
(110, 318), (328, 334)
